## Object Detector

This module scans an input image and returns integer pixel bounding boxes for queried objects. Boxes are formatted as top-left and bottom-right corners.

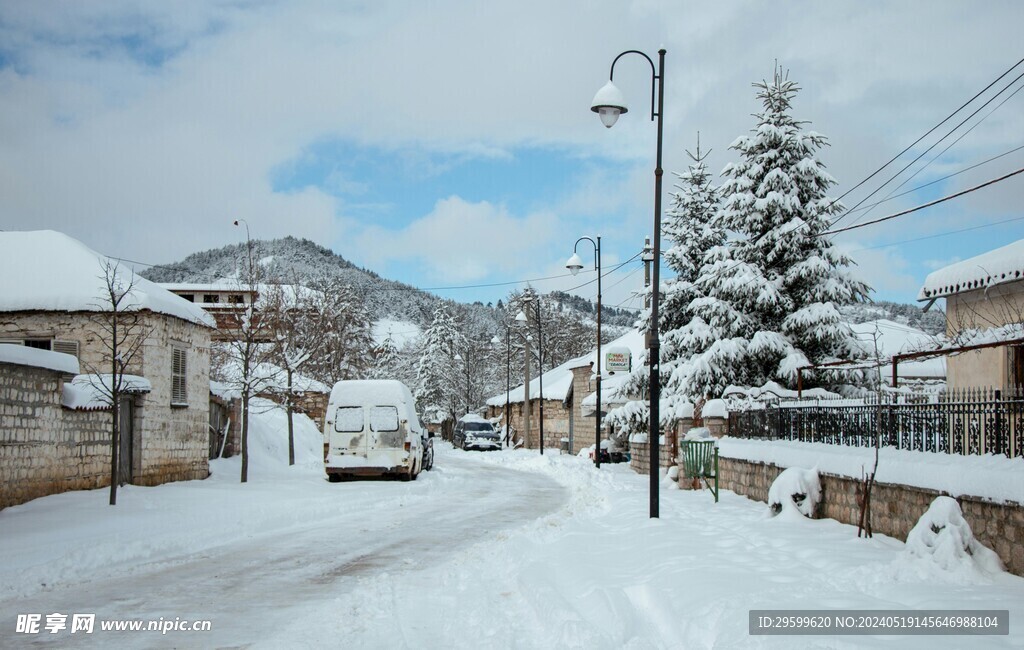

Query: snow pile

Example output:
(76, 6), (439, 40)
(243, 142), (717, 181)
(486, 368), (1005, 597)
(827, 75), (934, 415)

(767, 466), (821, 519)
(905, 496), (1004, 575)
(229, 397), (325, 477)
(683, 427), (712, 441)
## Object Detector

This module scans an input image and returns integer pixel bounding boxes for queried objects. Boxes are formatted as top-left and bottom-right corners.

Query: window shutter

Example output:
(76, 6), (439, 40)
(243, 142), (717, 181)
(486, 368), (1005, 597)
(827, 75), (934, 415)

(171, 347), (188, 405)
(53, 340), (79, 360)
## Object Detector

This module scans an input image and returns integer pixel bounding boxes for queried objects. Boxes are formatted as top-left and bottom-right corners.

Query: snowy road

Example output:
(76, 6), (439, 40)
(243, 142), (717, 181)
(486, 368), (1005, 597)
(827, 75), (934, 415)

(0, 452), (567, 649)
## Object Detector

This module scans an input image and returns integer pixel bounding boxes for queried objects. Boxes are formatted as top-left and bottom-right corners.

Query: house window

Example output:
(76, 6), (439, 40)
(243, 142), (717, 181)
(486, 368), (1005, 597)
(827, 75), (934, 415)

(179, 293), (195, 302)
(24, 339), (51, 350)
(203, 294), (220, 304)
(228, 294), (244, 304)
(171, 347), (188, 406)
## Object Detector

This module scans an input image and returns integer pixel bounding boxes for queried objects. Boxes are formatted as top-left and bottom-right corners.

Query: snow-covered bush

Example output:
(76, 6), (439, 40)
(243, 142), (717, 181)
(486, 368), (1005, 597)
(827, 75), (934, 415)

(767, 467), (821, 518)
(905, 496), (1004, 574)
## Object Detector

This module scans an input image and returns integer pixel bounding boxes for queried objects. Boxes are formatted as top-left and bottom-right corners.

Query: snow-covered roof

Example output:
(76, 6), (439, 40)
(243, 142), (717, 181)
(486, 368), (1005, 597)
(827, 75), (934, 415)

(487, 330), (647, 409)
(0, 231), (215, 329)
(722, 380), (840, 401)
(0, 344), (79, 375)
(918, 239), (1024, 301)
(63, 374), (152, 410)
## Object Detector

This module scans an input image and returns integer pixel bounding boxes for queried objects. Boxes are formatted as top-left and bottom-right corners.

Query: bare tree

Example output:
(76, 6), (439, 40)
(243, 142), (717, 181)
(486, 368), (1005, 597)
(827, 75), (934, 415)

(84, 260), (151, 506)
(858, 325), (884, 538)
(219, 233), (277, 483)
(304, 275), (374, 386)
(262, 279), (328, 465)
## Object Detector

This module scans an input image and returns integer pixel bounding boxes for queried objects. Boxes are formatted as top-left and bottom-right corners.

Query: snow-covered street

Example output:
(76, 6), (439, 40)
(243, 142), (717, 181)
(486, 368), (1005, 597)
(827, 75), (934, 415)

(3, 428), (1023, 648)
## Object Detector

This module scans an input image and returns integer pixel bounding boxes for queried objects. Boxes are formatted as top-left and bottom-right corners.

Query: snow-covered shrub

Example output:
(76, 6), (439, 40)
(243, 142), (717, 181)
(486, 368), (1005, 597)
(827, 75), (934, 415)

(767, 467), (821, 518)
(905, 496), (1004, 574)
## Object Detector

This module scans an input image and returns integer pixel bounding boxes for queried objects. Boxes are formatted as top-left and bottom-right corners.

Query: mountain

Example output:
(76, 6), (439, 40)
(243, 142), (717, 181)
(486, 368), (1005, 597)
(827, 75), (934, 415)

(839, 300), (946, 336)
(141, 237), (446, 326)
(140, 237), (630, 336)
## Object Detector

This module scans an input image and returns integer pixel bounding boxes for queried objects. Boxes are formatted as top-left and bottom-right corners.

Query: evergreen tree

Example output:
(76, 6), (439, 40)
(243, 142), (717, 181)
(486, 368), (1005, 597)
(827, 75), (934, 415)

(414, 302), (465, 422)
(672, 66), (870, 400)
(371, 329), (401, 380)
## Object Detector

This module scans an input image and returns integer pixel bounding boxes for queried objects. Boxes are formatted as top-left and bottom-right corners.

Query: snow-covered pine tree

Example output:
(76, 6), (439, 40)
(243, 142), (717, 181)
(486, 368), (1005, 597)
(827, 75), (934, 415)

(673, 66), (870, 399)
(371, 329), (401, 380)
(610, 136), (725, 432)
(414, 302), (465, 423)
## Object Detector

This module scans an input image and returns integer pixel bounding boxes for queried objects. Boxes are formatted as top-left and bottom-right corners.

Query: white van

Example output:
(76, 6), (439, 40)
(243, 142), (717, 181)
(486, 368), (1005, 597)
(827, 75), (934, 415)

(323, 380), (425, 481)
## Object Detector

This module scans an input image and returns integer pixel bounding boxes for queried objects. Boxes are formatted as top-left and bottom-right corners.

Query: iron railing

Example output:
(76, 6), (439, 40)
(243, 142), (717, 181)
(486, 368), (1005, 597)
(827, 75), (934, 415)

(727, 387), (1024, 458)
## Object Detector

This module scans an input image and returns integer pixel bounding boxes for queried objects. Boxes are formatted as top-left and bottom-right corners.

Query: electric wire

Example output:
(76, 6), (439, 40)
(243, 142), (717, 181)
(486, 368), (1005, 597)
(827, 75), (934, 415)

(845, 214), (1024, 254)
(827, 55), (1024, 226)
(820, 166), (1024, 237)
(832, 66), (1024, 230)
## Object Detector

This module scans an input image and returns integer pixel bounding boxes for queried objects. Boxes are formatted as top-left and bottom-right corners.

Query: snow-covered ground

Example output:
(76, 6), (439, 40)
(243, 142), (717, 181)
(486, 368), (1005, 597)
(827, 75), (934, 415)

(2, 404), (1022, 648)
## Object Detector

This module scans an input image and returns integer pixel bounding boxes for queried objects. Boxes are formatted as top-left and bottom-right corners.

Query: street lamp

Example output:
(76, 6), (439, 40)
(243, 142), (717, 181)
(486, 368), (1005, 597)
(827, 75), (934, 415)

(566, 236), (602, 468)
(591, 48), (666, 518)
(490, 332), (511, 445)
(519, 290), (545, 454)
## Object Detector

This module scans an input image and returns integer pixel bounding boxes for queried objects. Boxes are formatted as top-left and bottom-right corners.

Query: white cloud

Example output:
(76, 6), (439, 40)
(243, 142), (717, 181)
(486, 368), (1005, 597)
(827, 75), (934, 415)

(0, 0), (1021, 303)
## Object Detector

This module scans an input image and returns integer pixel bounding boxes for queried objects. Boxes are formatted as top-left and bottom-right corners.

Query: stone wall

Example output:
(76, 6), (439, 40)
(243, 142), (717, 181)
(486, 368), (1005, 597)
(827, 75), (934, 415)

(718, 455), (1024, 577)
(0, 361), (110, 509)
(629, 440), (674, 475)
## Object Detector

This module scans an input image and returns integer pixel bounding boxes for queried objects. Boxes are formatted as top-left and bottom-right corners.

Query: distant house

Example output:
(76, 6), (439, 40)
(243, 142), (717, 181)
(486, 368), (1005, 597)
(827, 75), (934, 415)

(485, 330), (646, 455)
(0, 231), (217, 508)
(161, 283), (260, 342)
(918, 239), (1024, 393)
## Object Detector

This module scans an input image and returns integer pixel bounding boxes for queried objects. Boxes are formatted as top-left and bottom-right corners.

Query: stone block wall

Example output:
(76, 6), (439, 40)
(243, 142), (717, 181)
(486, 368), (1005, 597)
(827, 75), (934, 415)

(1, 309), (211, 501)
(0, 362), (110, 509)
(629, 440), (674, 475)
(136, 314), (211, 485)
(718, 455), (1024, 577)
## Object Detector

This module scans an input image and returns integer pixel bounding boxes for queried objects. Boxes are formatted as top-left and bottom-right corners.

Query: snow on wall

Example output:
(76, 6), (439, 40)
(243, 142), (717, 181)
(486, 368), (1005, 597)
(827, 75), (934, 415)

(0, 344), (78, 375)
(718, 437), (1024, 504)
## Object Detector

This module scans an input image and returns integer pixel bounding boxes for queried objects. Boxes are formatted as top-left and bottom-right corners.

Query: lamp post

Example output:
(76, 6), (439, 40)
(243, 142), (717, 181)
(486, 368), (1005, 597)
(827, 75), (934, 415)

(521, 289), (545, 454)
(591, 48), (666, 517)
(515, 306), (530, 448)
(491, 331), (512, 445)
(566, 236), (602, 468)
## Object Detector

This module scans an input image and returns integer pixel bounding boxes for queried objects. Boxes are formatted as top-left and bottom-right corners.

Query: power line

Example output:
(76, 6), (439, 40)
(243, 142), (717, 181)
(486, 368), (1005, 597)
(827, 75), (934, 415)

(846, 214), (1024, 253)
(827, 55), (1024, 225)
(842, 143), (1024, 216)
(820, 166), (1024, 237)
(833, 66), (1024, 230)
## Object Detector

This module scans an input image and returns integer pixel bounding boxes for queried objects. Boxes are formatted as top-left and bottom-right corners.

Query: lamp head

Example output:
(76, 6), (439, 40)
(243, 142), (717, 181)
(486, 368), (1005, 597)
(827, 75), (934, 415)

(565, 252), (584, 276)
(490, 335), (501, 345)
(515, 310), (528, 323)
(590, 80), (628, 128)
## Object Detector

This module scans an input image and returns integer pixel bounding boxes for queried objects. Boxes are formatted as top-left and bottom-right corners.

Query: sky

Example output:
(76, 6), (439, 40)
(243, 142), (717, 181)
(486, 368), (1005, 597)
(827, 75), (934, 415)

(1, 0), (1022, 312)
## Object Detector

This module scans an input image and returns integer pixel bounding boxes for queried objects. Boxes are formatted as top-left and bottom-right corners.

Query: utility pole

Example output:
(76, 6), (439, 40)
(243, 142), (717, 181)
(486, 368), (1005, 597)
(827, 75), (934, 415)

(523, 328), (531, 448)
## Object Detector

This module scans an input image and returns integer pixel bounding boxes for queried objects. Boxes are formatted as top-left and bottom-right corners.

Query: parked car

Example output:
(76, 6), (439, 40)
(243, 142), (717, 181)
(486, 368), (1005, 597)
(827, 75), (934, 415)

(323, 379), (426, 481)
(453, 414), (501, 451)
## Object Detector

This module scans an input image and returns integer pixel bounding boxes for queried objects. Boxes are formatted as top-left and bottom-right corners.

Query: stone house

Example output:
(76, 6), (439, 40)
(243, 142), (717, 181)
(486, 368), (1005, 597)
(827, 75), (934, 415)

(918, 238), (1024, 393)
(0, 230), (216, 508)
(485, 330), (646, 455)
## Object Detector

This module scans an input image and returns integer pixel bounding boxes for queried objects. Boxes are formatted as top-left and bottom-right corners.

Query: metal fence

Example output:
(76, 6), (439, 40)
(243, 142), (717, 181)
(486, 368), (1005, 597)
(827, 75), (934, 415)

(727, 387), (1024, 458)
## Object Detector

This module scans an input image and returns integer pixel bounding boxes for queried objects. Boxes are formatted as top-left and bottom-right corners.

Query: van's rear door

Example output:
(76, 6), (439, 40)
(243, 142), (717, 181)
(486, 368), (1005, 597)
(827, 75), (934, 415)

(331, 405), (367, 456)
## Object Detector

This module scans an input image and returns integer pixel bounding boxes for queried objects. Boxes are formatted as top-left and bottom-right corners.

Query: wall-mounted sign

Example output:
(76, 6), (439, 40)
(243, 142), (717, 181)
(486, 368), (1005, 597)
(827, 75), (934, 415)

(605, 347), (631, 373)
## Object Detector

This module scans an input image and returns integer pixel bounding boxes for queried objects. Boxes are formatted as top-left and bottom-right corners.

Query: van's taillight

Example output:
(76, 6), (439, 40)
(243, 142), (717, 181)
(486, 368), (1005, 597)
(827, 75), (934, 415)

(323, 443), (329, 461)
(404, 440), (411, 451)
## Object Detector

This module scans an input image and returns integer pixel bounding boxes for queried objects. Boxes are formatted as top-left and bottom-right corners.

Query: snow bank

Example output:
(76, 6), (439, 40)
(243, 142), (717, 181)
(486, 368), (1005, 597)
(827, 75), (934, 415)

(768, 466), (821, 519)
(718, 437), (1024, 504)
(905, 496), (1004, 575)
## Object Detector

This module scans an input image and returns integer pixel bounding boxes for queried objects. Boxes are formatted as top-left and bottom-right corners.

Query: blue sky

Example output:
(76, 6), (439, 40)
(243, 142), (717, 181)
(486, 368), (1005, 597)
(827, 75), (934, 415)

(0, 0), (1022, 311)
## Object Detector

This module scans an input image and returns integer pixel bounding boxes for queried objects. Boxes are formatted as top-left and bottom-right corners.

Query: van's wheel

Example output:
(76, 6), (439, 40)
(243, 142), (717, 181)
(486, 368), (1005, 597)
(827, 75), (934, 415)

(327, 473), (341, 483)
